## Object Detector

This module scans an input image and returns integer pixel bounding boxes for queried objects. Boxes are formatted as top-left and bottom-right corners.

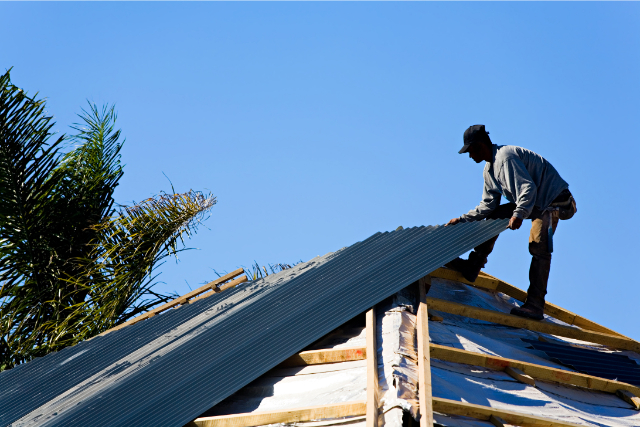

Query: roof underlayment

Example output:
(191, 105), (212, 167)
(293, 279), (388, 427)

(0, 220), (508, 427)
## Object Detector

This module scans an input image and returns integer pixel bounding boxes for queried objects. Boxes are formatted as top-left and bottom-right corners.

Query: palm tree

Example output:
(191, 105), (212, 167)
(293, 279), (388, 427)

(0, 69), (215, 370)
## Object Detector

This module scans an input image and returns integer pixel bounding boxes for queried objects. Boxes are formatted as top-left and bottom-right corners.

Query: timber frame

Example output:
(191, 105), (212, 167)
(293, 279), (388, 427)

(184, 269), (639, 427)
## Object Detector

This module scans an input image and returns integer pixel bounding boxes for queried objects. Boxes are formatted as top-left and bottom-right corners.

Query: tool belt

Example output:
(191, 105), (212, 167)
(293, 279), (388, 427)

(548, 189), (577, 221)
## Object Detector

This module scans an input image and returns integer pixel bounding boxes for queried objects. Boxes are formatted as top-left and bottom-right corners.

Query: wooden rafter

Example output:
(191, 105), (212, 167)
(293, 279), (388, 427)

(188, 401), (367, 427)
(366, 308), (378, 427)
(430, 268), (629, 339)
(432, 397), (585, 427)
(100, 268), (246, 336)
(416, 276), (434, 427)
(426, 297), (640, 353)
(429, 343), (640, 397)
(278, 346), (366, 368)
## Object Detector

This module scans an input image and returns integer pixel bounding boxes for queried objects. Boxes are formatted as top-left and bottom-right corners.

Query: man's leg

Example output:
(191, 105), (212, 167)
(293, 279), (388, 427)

(446, 203), (516, 282)
(510, 210), (559, 320)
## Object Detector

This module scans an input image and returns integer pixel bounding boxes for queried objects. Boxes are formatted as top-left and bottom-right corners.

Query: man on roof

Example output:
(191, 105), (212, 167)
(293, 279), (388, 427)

(445, 125), (577, 321)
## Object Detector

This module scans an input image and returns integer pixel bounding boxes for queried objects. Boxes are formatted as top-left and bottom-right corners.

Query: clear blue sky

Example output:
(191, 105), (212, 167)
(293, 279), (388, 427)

(2, 2), (639, 339)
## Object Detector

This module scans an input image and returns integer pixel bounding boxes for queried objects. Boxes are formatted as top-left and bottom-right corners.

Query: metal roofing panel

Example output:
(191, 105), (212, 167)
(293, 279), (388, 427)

(0, 220), (508, 427)
(522, 339), (640, 386)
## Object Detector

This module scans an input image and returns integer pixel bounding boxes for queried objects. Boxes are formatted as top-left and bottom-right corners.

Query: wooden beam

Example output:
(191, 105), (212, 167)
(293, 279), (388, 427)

(192, 275), (248, 301)
(100, 268), (245, 336)
(432, 397), (584, 427)
(278, 347), (366, 367)
(429, 344), (640, 397)
(417, 276), (434, 427)
(366, 308), (378, 427)
(504, 366), (536, 387)
(430, 268), (629, 339)
(426, 297), (640, 353)
(188, 401), (367, 427)
(616, 389), (640, 411)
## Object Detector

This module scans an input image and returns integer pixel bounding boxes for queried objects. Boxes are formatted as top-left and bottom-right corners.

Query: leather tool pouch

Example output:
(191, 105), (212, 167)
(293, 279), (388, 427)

(549, 191), (577, 220)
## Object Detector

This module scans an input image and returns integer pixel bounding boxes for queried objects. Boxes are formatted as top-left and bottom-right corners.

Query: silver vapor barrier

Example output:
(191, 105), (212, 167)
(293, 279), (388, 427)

(0, 219), (508, 427)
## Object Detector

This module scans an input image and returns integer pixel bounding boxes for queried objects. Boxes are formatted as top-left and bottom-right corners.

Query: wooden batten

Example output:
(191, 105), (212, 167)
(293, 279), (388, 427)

(426, 297), (640, 353)
(278, 346), (366, 367)
(429, 344), (640, 397)
(100, 268), (245, 336)
(366, 308), (379, 427)
(417, 276), (434, 427)
(429, 268), (630, 339)
(432, 397), (584, 427)
(188, 401), (367, 427)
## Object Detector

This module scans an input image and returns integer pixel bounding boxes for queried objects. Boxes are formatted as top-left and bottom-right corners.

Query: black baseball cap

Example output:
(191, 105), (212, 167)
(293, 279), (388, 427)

(459, 124), (489, 154)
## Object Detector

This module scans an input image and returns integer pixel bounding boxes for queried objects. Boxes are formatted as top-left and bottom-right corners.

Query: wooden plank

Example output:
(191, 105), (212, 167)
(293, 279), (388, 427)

(417, 277), (434, 427)
(430, 268), (629, 339)
(278, 347), (366, 367)
(429, 344), (640, 397)
(99, 268), (245, 336)
(366, 308), (378, 427)
(188, 401), (367, 427)
(504, 366), (536, 387)
(616, 389), (640, 410)
(191, 276), (248, 302)
(426, 297), (640, 353)
(432, 397), (584, 427)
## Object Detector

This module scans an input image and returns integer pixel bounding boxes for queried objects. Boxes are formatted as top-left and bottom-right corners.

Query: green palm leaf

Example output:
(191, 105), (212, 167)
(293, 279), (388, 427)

(0, 70), (216, 370)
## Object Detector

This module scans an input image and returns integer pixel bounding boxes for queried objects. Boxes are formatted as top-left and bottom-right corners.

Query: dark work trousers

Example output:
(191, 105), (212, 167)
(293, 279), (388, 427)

(473, 192), (575, 308)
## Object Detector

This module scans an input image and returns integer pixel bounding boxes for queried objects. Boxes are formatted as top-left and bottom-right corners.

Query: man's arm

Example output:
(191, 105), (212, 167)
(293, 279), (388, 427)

(446, 171), (501, 226)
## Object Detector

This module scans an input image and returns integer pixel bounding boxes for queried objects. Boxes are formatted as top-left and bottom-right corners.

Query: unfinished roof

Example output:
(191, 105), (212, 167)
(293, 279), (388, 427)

(192, 270), (640, 427)
(0, 220), (508, 427)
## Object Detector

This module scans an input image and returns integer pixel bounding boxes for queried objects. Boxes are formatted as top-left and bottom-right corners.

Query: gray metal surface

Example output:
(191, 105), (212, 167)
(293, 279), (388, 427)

(0, 220), (508, 427)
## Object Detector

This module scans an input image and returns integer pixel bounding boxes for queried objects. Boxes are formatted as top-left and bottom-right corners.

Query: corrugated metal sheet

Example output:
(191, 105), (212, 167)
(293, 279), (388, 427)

(522, 339), (640, 386)
(0, 220), (508, 427)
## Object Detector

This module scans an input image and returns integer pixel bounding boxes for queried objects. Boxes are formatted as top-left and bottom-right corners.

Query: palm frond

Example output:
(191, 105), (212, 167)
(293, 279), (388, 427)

(58, 191), (216, 339)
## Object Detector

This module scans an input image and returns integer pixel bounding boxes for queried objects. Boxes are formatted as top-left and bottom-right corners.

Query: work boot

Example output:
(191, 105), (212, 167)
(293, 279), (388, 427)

(510, 302), (544, 321)
(510, 290), (545, 321)
(445, 251), (485, 283)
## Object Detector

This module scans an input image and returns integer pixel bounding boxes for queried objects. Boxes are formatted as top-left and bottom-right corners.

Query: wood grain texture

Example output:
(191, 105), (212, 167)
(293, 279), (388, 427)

(417, 278), (434, 427)
(426, 297), (640, 353)
(429, 344), (640, 397)
(366, 308), (379, 427)
(188, 401), (367, 427)
(278, 346), (366, 367)
(432, 397), (584, 427)
(430, 268), (629, 339)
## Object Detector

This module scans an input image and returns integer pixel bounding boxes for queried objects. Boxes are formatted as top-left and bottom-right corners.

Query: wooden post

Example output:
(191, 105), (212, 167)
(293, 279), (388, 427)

(366, 308), (378, 427)
(417, 276), (434, 427)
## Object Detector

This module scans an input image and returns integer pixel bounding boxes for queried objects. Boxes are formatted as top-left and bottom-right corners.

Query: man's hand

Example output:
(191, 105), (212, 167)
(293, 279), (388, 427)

(445, 218), (461, 227)
(508, 216), (523, 230)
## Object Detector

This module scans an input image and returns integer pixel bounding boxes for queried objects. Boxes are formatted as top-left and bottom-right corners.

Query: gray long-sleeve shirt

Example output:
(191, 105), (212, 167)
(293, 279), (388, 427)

(460, 144), (569, 221)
